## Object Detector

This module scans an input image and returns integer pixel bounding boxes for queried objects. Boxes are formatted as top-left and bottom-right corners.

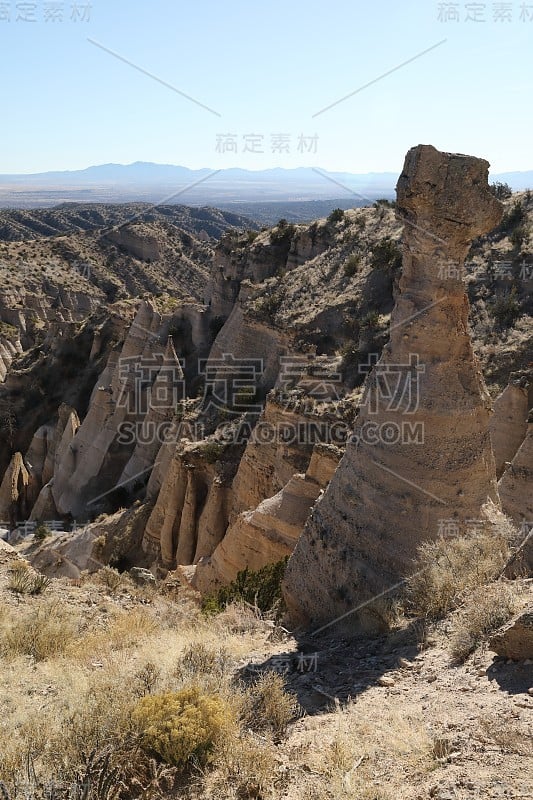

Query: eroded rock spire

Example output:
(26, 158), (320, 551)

(283, 144), (505, 629)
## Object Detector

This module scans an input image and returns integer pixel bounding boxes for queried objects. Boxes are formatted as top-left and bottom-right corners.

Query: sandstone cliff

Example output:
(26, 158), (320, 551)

(283, 145), (507, 628)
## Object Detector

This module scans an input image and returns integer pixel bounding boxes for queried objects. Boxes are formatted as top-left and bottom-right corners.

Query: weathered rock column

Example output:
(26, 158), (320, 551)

(283, 144), (504, 628)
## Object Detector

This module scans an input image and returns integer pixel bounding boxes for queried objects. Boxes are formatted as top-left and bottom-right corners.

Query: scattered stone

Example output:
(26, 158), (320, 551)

(490, 608), (533, 661)
(398, 657), (414, 669)
(129, 567), (156, 586)
(377, 676), (395, 687)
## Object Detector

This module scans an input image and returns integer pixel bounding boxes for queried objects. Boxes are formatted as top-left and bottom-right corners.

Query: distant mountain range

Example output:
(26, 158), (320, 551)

(1, 162), (531, 209)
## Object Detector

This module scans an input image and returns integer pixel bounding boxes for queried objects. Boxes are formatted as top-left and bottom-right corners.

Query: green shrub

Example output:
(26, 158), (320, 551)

(201, 441), (226, 464)
(509, 225), (530, 251)
(344, 254), (361, 277)
(254, 290), (281, 322)
(354, 214), (366, 231)
(202, 558), (288, 616)
(132, 687), (231, 769)
(360, 310), (380, 329)
(500, 201), (526, 234)
(488, 289), (521, 328)
(327, 208), (345, 225)
(33, 523), (51, 542)
(489, 181), (512, 201)
(270, 221), (295, 247)
(371, 237), (402, 272)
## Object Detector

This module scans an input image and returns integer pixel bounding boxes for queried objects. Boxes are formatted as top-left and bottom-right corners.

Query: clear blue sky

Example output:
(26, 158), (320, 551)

(1, 0), (532, 174)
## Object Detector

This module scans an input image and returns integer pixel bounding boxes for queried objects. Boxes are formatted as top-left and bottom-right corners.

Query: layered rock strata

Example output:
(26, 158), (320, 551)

(283, 144), (505, 628)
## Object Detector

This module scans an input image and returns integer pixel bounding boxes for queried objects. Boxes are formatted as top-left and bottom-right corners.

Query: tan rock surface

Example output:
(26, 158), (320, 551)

(0, 452), (37, 524)
(192, 444), (341, 593)
(490, 381), (529, 478)
(283, 145), (505, 628)
(489, 606), (533, 660)
(498, 416), (533, 569)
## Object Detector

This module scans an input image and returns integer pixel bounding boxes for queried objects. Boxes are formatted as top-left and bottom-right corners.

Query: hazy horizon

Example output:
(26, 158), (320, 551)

(1, 1), (533, 177)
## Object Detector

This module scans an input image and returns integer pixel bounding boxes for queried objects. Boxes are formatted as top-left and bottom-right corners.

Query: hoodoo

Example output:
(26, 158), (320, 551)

(283, 145), (505, 628)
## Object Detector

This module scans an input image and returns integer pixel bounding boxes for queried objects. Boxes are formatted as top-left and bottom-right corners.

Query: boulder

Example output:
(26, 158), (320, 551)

(489, 607), (533, 660)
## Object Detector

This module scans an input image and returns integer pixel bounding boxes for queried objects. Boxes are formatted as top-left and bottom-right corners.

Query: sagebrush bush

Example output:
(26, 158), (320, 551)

(174, 642), (231, 681)
(132, 687), (232, 769)
(96, 565), (123, 592)
(241, 672), (299, 736)
(344, 254), (361, 277)
(406, 528), (512, 620)
(450, 582), (518, 662)
(0, 603), (80, 661)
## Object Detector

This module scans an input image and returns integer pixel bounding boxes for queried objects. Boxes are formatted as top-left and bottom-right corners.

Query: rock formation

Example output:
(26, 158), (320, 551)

(489, 606), (533, 660)
(47, 301), (167, 517)
(283, 144), (505, 628)
(105, 224), (161, 262)
(0, 336), (22, 383)
(0, 452), (36, 525)
(498, 411), (533, 568)
(192, 443), (340, 592)
(490, 379), (529, 478)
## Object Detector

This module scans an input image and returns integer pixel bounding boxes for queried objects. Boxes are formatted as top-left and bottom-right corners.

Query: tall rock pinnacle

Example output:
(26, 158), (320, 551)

(283, 144), (504, 629)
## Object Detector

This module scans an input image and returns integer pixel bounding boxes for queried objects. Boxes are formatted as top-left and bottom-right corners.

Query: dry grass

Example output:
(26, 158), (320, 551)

(406, 524), (513, 619)
(0, 601), (81, 661)
(240, 672), (300, 738)
(449, 581), (519, 662)
(197, 733), (281, 799)
(290, 699), (435, 800)
(0, 581), (282, 799)
(479, 711), (532, 756)
(6, 560), (51, 595)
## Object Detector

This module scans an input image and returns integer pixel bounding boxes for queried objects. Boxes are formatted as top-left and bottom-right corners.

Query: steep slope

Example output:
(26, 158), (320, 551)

(0, 161), (531, 592)
(0, 203), (257, 242)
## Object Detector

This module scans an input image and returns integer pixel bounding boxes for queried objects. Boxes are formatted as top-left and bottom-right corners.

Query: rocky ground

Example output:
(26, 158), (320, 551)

(0, 539), (531, 800)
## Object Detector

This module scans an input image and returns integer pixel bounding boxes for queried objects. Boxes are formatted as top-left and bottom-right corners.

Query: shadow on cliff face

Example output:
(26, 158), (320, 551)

(238, 619), (422, 714)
